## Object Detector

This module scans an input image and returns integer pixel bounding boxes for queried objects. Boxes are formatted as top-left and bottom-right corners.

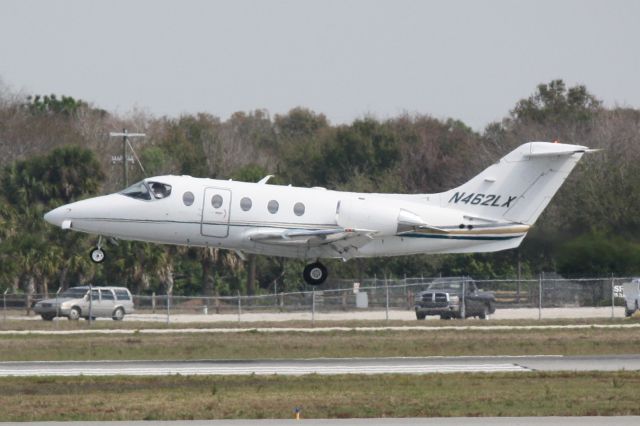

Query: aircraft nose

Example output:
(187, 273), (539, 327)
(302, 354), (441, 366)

(44, 205), (71, 227)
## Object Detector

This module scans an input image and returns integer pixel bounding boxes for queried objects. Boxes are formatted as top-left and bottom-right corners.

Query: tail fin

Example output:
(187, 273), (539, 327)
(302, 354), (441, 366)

(439, 142), (587, 225)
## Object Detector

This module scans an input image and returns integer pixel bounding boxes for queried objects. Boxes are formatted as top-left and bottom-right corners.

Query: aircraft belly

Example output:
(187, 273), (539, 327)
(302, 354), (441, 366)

(355, 235), (523, 257)
(71, 219), (201, 245)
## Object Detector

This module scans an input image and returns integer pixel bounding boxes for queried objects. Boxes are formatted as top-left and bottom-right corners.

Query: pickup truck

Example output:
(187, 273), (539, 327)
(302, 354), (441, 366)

(414, 278), (496, 320)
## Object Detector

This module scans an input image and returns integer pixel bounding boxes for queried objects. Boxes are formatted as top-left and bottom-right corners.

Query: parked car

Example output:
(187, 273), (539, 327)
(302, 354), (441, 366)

(623, 279), (640, 317)
(414, 277), (496, 320)
(33, 286), (134, 321)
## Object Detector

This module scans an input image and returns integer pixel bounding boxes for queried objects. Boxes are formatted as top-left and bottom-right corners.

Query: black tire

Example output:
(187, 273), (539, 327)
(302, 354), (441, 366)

(303, 262), (328, 285)
(112, 307), (125, 321)
(41, 314), (54, 321)
(416, 312), (426, 320)
(479, 304), (489, 320)
(68, 307), (81, 321)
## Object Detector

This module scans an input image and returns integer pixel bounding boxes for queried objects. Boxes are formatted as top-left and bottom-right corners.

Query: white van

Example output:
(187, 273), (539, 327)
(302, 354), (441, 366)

(623, 279), (640, 317)
(33, 286), (134, 321)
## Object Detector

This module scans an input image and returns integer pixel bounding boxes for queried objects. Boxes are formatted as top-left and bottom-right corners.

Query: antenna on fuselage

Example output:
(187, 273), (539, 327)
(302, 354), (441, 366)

(109, 129), (146, 187)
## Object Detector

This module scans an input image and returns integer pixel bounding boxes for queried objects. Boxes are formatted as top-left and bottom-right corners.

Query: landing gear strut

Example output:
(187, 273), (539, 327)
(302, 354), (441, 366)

(303, 262), (328, 286)
(89, 236), (105, 264)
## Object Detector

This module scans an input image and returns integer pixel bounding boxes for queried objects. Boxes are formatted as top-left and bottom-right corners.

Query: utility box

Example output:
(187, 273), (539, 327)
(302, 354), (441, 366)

(356, 292), (368, 308)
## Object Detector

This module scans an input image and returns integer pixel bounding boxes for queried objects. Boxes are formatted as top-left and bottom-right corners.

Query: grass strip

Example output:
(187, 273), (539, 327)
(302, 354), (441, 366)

(1, 327), (639, 361)
(1, 372), (639, 421)
(1, 316), (638, 331)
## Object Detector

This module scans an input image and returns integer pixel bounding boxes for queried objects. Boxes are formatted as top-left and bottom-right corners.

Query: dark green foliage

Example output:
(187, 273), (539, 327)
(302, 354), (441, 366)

(557, 233), (640, 276)
(1, 80), (639, 295)
(25, 94), (87, 117)
(512, 79), (602, 124)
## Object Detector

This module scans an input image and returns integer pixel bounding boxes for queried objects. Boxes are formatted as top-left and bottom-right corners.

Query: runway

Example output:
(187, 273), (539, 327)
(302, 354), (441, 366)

(2, 354), (640, 377)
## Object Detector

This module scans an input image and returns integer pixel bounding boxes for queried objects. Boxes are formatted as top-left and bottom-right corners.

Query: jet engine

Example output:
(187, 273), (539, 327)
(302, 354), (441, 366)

(336, 198), (426, 236)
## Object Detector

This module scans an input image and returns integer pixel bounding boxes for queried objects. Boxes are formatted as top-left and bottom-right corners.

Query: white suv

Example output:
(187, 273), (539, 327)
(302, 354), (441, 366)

(34, 286), (135, 321)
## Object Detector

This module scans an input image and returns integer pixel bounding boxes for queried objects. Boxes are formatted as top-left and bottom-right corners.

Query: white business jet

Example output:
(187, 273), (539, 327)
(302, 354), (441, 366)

(44, 142), (589, 285)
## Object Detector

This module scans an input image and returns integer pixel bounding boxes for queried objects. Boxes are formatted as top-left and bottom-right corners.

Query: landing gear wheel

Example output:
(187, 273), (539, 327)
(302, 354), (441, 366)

(90, 247), (105, 263)
(303, 262), (328, 285)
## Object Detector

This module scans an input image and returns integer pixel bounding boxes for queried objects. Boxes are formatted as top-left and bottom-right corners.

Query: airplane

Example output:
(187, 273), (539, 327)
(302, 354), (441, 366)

(44, 141), (591, 285)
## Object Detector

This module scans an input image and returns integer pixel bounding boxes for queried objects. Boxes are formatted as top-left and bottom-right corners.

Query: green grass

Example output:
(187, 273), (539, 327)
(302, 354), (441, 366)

(1, 326), (639, 361)
(1, 372), (640, 421)
(1, 315), (638, 331)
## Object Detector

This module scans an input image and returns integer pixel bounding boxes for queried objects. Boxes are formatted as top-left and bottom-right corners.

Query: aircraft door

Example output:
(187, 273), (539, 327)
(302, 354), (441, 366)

(201, 187), (232, 238)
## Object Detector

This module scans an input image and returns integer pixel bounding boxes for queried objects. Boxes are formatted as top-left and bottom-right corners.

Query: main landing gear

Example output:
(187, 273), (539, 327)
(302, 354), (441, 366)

(303, 262), (328, 286)
(89, 236), (105, 264)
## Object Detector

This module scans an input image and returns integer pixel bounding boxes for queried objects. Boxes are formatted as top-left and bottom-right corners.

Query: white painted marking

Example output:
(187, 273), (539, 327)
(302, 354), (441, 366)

(0, 363), (529, 377)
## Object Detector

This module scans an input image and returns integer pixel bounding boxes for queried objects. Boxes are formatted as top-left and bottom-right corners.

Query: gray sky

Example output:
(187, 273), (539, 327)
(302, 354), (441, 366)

(1, 0), (638, 130)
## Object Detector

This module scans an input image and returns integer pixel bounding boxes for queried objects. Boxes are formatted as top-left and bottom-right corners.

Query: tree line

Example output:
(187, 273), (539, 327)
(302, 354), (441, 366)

(1, 79), (640, 297)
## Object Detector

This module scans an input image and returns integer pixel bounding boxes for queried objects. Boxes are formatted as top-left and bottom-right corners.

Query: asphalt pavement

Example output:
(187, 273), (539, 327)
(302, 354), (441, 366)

(1, 354), (640, 377)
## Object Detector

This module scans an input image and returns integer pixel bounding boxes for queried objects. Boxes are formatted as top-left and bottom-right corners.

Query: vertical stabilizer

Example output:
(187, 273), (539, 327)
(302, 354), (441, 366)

(438, 142), (586, 225)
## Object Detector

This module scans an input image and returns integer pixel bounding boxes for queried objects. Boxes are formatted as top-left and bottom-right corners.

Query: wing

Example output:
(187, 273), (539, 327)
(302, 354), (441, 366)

(247, 227), (375, 258)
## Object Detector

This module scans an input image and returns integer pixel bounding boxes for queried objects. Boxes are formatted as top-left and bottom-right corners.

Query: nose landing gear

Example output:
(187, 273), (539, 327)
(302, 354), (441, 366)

(89, 236), (105, 264)
(303, 262), (328, 285)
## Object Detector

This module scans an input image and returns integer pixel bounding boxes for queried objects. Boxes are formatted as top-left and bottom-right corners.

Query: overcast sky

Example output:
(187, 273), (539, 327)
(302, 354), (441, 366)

(1, 0), (638, 130)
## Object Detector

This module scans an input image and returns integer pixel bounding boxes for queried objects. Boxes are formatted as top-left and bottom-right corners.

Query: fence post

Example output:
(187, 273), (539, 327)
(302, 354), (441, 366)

(385, 277), (389, 322)
(166, 290), (171, 325)
(611, 275), (615, 319)
(3, 289), (7, 321)
(538, 273), (542, 321)
(311, 290), (316, 325)
(152, 292), (156, 314)
(88, 284), (93, 327)
(461, 278), (466, 320)
(403, 273), (408, 300)
(237, 291), (241, 322)
(55, 287), (62, 328)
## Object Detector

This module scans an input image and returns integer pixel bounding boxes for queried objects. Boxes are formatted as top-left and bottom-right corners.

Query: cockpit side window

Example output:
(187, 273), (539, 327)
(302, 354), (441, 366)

(149, 182), (172, 199)
(120, 181), (151, 200)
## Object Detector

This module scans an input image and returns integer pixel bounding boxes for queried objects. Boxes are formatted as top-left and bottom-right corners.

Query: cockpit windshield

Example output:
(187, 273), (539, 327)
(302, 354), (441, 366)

(148, 182), (172, 199)
(120, 180), (172, 201)
(121, 181), (151, 200)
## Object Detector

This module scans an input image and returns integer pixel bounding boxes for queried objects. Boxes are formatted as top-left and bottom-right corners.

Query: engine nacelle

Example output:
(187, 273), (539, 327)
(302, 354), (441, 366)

(336, 198), (425, 236)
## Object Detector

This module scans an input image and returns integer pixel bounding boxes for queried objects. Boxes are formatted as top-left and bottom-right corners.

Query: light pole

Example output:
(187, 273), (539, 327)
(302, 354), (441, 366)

(109, 129), (146, 187)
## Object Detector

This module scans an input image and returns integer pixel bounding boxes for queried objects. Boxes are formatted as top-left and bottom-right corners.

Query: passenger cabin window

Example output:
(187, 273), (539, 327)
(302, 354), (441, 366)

(183, 191), (195, 206)
(240, 197), (252, 211)
(211, 194), (223, 208)
(120, 181), (151, 200)
(267, 200), (279, 214)
(294, 202), (305, 216)
(115, 290), (131, 301)
(91, 289), (100, 301)
(101, 290), (115, 300)
(149, 182), (172, 199)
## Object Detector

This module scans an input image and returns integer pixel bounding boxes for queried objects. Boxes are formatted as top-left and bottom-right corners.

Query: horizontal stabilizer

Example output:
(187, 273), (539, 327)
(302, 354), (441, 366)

(523, 143), (588, 158)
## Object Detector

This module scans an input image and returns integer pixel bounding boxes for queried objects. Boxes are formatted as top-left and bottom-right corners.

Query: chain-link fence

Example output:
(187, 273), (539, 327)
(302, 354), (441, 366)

(1, 275), (632, 321)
